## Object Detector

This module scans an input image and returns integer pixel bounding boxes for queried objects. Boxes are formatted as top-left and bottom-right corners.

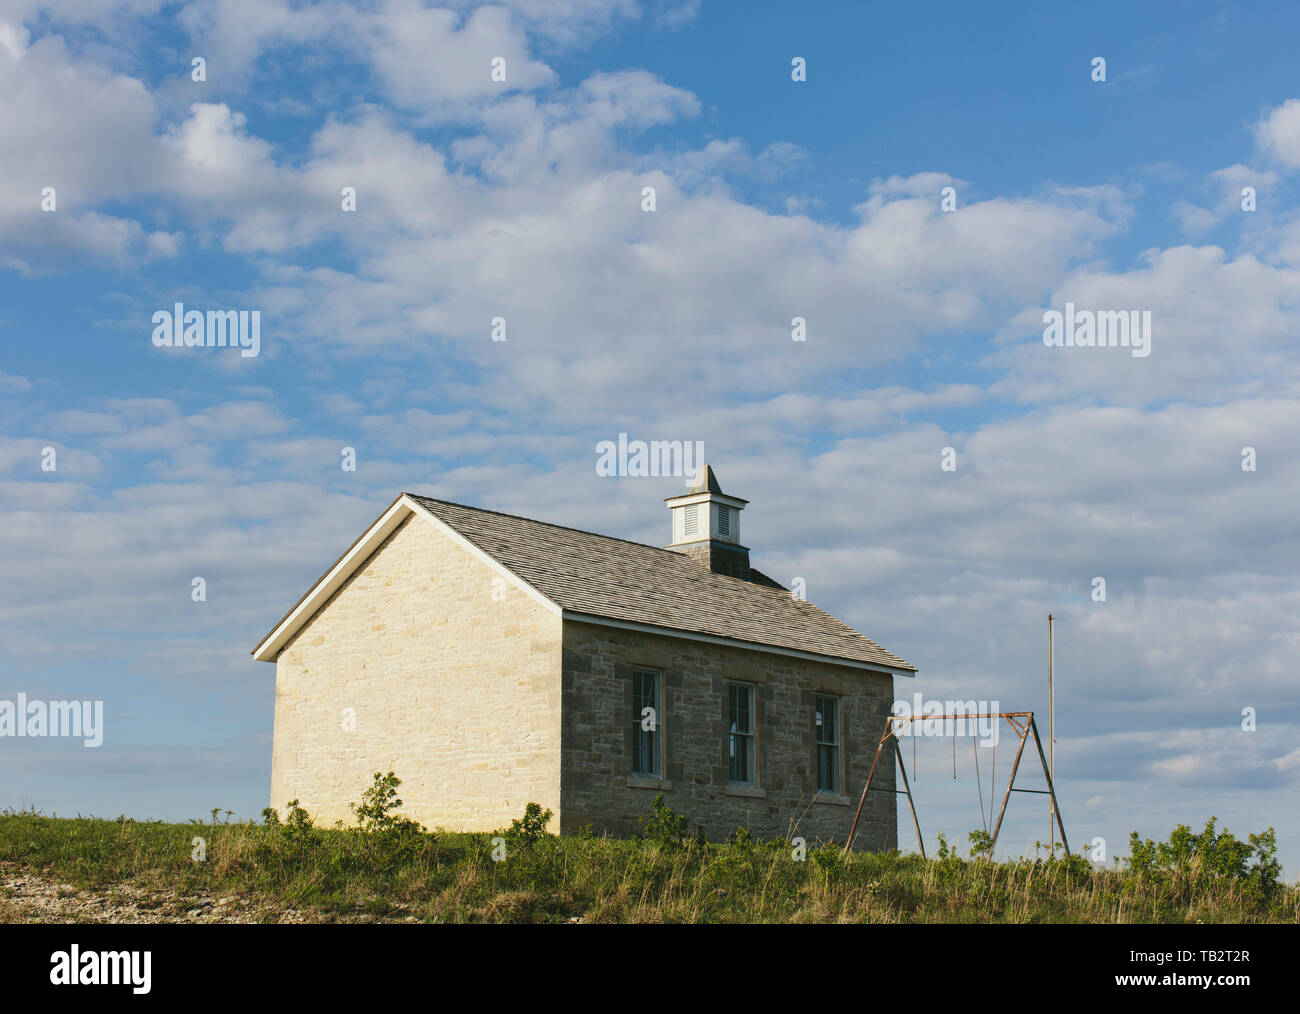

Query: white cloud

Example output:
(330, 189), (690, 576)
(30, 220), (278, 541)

(1172, 163), (1280, 236)
(474, 0), (640, 43)
(654, 0), (699, 31)
(0, 370), (32, 394)
(0, 27), (158, 255)
(1254, 97), (1300, 170)
(577, 69), (699, 127)
(995, 245), (1300, 406)
(362, 1), (556, 110)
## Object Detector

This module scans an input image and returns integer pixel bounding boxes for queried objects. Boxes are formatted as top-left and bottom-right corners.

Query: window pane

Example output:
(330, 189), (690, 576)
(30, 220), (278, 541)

(730, 733), (751, 783)
(727, 684), (755, 784)
(819, 745), (837, 792)
(729, 684), (750, 733)
(632, 670), (658, 776)
(815, 696), (837, 745)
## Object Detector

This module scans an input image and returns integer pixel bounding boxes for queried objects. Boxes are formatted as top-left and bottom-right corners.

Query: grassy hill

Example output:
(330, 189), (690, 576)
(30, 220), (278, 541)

(1, 783), (1292, 924)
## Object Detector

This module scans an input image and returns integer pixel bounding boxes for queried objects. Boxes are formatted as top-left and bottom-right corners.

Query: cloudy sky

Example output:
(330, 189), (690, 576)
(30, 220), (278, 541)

(2, 0), (1297, 873)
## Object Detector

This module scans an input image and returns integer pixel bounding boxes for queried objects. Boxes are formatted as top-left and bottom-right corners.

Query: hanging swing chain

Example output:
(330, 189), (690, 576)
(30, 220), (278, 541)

(989, 734), (997, 832)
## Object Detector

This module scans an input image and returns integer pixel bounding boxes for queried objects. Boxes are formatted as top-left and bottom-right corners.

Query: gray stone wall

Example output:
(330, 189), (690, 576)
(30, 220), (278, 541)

(560, 619), (898, 850)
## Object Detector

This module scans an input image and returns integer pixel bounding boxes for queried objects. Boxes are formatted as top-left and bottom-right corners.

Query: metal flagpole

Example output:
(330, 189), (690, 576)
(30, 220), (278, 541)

(1048, 613), (1054, 857)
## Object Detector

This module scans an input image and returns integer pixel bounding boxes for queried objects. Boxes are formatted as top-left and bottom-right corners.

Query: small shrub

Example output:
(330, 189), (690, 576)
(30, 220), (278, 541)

(967, 829), (994, 860)
(1244, 829), (1282, 893)
(1055, 853), (1092, 879)
(283, 800), (314, 843)
(351, 772), (420, 836)
(254, 799), (317, 866)
(349, 772), (431, 869)
(726, 825), (757, 850)
(505, 802), (553, 846)
(810, 843), (841, 888)
(641, 794), (690, 848)
(1127, 818), (1280, 893)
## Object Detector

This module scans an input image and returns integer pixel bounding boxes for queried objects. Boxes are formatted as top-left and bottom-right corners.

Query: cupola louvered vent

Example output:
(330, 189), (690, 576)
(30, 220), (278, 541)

(717, 506), (731, 537)
(684, 504), (702, 538)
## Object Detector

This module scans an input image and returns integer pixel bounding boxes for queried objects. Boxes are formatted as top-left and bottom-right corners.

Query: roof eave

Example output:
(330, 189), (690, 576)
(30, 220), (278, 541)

(562, 610), (918, 678)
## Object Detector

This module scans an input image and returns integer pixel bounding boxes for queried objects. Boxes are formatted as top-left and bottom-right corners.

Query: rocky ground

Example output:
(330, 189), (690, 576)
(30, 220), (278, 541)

(0, 863), (317, 923)
(0, 863), (587, 923)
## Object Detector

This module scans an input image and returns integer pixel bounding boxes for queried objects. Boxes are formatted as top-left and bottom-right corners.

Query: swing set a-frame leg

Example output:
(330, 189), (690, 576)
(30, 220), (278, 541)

(893, 736), (925, 860)
(1030, 716), (1070, 856)
(843, 727), (890, 854)
(843, 720), (925, 857)
(990, 718), (1031, 852)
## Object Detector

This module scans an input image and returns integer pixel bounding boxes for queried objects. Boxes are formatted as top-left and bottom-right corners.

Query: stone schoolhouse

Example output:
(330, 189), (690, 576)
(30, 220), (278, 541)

(252, 467), (916, 848)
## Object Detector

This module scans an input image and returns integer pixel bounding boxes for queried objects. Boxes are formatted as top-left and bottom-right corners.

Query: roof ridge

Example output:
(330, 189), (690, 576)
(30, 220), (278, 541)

(406, 492), (789, 591)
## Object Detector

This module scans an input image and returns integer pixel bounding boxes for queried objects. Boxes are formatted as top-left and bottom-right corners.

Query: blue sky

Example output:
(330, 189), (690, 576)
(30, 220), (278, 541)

(2, 0), (1299, 875)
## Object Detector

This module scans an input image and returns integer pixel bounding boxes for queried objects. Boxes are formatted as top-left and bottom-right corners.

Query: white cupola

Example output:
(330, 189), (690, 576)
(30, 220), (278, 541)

(664, 465), (752, 579)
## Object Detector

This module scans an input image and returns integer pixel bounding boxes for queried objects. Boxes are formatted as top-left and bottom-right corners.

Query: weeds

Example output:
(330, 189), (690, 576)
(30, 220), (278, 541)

(1, 793), (1293, 924)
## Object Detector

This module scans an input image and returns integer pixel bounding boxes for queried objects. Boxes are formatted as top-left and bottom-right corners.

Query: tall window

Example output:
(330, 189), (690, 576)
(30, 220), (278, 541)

(728, 683), (756, 785)
(632, 668), (660, 776)
(815, 696), (839, 793)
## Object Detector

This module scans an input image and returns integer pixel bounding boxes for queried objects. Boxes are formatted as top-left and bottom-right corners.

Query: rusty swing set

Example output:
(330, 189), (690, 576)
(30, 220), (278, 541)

(842, 711), (1069, 859)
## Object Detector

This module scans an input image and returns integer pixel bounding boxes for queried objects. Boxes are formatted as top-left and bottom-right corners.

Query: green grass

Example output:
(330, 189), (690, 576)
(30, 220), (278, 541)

(1, 810), (1295, 923)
